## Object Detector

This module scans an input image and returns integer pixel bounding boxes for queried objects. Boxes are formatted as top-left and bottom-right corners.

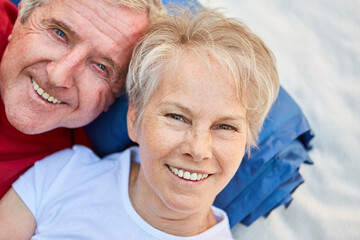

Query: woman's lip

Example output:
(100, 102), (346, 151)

(166, 164), (210, 175)
(166, 164), (211, 181)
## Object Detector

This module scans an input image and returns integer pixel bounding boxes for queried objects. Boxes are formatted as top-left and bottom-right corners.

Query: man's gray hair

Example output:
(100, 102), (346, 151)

(126, 7), (280, 152)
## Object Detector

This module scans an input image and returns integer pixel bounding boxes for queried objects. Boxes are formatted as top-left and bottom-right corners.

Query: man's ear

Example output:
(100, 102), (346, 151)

(127, 103), (138, 143)
(103, 99), (114, 112)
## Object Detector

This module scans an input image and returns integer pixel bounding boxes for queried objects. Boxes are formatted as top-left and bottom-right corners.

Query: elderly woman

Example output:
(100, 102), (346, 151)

(0, 7), (279, 239)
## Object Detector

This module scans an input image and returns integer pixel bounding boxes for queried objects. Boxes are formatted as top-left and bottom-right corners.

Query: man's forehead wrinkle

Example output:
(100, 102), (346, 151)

(63, 1), (131, 76)
(67, 2), (135, 76)
(69, 0), (136, 45)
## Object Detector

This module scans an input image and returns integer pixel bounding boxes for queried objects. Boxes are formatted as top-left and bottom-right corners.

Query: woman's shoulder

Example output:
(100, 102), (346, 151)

(32, 145), (139, 178)
(102, 146), (140, 164)
(204, 206), (234, 240)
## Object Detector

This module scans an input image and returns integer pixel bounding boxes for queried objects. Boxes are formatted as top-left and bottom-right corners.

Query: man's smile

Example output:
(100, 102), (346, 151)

(32, 79), (62, 104)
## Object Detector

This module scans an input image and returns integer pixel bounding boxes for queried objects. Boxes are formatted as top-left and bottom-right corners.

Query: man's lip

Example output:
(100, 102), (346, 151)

(31, 78), (63, 104)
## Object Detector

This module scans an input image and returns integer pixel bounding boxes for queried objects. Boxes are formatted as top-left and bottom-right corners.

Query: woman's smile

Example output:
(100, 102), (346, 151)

(167, 164), (210, 181)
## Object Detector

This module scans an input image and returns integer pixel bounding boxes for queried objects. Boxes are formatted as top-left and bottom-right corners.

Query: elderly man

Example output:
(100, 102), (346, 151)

(0, 0), (163, 198)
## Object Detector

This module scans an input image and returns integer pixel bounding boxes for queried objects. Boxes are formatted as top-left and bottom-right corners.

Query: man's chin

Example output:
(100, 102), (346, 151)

(6, 111), (56, 135)
(5, 104), (97, 134)
(11, 121), (54, 135)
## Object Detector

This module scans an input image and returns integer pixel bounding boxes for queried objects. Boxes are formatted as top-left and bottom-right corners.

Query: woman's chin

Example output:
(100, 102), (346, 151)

(162, 194), (208, 215)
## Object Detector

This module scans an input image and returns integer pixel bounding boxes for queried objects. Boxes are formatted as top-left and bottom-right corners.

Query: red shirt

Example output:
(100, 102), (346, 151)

(0, 0), (91, 198)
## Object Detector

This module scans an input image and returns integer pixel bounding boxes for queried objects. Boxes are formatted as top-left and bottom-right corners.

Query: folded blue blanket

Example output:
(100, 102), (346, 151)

(214, 87), (314, 226)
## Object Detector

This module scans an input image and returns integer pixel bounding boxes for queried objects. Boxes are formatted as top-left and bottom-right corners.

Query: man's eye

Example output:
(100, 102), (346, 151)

(97, 63), (108, 72)
(54, 28), (66, 39)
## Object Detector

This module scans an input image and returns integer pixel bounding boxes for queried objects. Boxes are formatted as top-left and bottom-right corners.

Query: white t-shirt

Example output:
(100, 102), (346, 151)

(13, 145), (233, 240)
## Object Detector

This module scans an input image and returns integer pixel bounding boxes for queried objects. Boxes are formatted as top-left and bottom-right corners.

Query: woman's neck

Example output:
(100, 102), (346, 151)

(129, 161), (217, 237)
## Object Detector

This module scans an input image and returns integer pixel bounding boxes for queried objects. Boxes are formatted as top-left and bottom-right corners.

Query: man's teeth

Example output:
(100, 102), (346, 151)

(168, 165), (209, 181)
(32, 79), (62, 104)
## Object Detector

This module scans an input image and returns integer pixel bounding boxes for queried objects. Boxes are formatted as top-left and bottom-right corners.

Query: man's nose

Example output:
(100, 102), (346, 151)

(46, 46), (88, 88)
(180, 128), (213, 162)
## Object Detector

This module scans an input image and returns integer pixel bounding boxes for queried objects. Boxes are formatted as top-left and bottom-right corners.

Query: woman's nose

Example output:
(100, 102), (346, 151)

(46, 46), (88, 88)
(180, 128), (213, 162)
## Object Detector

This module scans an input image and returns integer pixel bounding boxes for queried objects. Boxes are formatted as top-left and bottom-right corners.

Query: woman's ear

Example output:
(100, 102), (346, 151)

(127, 103), (138, 143)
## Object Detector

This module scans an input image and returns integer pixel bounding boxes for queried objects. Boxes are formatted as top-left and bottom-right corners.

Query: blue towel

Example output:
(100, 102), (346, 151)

(9, 0), (20, 6)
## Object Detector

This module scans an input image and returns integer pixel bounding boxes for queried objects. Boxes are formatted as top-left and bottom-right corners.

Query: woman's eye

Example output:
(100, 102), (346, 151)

(218, 124), (237, 131)
(166, 113), (185, 122)
(97, 63), (108, 72)
(54, 28), (66, 39)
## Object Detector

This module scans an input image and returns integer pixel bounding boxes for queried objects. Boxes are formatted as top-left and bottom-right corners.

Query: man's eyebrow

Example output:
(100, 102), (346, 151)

(42, 18), (80, 40)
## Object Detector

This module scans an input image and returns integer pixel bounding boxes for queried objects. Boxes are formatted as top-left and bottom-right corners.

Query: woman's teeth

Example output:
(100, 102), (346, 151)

(168, 165), (209, 181)
(32, 79), (62, 104)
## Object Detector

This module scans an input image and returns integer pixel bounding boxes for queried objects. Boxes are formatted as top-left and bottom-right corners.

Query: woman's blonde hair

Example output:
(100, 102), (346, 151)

(126, 7), (280, 152)
(18, 0), (165, 23)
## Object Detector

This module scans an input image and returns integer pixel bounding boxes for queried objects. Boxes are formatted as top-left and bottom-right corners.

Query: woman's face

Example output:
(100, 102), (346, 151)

(128, 54), (247, 214)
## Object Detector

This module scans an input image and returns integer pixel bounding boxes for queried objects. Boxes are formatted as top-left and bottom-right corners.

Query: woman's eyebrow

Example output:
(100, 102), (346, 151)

(159, 102), (192, 113)
(216, 115), (246, 122)
(159, 102), (246, 121)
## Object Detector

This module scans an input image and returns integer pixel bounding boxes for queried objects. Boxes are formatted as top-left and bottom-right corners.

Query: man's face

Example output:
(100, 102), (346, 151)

(0, 0), (148, 134)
